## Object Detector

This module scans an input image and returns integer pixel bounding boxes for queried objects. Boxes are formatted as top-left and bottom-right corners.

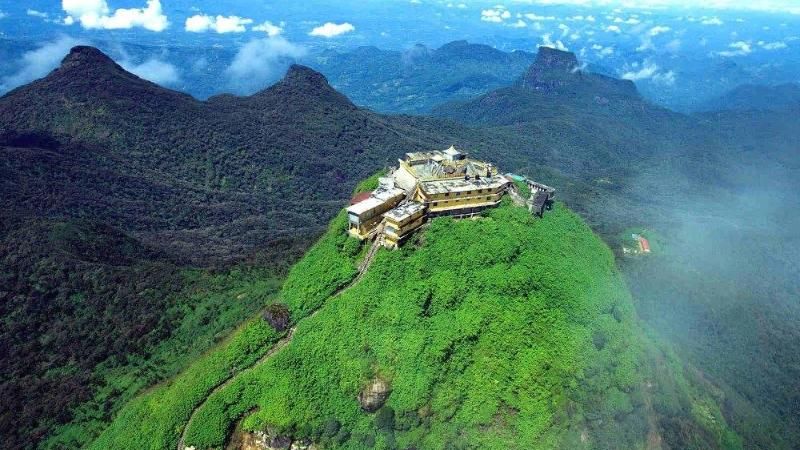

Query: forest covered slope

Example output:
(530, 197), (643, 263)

(0, 46), (549, 449)
(91, 201), (739, 450)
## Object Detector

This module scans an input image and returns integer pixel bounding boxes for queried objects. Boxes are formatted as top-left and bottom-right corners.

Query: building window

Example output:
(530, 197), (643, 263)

(433, 202), (438, 207)
(486, 196), (491, 200)
(456, 192), (461, 196)
(444, 193), (450, 197)
(467, 191), (472, 195)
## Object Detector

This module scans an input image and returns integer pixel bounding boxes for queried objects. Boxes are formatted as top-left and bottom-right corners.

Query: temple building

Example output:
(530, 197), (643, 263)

(347, 146), (552, 248)
(346, 185), (405, 240)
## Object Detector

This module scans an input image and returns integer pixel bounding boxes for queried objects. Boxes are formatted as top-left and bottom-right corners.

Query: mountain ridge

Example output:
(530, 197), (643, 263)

(0, 46), (450, 263)
(516, 47), (639, 99)
(311, 40), (536, 113)
(697, 82), (800, 112)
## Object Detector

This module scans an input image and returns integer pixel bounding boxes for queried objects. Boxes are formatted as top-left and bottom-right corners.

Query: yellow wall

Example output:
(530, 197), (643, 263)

(418, 185), (504, 202)
(422, 192), (503, 213)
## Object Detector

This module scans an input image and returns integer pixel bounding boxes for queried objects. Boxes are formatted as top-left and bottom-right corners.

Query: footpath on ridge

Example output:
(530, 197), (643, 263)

(177, 234), (383, 450)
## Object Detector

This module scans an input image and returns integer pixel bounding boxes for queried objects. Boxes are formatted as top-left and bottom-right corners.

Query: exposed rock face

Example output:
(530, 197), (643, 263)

(262, 303), (291, 332)
(519, 47), (579, 91)
(517, 46), (639, 99)
(289, 439), (315, 450)
(235, 430), (317, 450)
(238, 430), (270, 450)
(268, 435), (292, 449)
(359, 377), (391, 412)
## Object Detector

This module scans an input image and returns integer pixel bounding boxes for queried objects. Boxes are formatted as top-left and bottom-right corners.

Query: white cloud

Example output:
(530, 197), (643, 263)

(716, 40), (752, 57)
(636, 37), (655, 52)
(649, 25), (671, 36)
(252, 21), (283, 37)
(622, 62), (657, 81)
(0, 10), (7, 20)
(509, 19), (527, 28)
(665, 38), (682, 52)
(620, 59), (675, 85)
(1, 35), (86, 92)
(592, 43), (614, 57)
(214, 15), (253, 33)
(517, 0), (800, 15)
(524, 12), (556, 21)
(614, 17), (641, 24)
(27, 9), (49, 19)
(605, 25), (621, 33)
(225, 37), (307, 93)
(481, 7), (512, 23)
(62, 0), (168, 31)
(120, 58), (180, 85)
(540, 33), (568, 51)
(760, 40), (788, 50)
(185, 14), (253, 33)
(185, 14), (213, 32)
(308, 22), (355, 38)
(654, 70), (676, 85)
(701, 16), (724, 25)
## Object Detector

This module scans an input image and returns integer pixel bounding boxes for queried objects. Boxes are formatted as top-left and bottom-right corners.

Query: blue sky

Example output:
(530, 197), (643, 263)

(2, 1), (799, 39)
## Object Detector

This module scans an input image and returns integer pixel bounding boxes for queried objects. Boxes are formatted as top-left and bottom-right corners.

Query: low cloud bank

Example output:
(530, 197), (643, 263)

(225, 37), (307, 93)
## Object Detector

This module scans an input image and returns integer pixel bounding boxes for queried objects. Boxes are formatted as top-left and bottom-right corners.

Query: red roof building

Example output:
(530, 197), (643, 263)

(638, 237), (651, 253)
(350, 191), (373, 205)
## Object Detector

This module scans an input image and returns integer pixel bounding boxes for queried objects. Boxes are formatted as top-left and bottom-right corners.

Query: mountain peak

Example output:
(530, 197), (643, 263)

(533, 47), (579, 72)
(48, 45), (153, 89)
(282, 64), (331, 87)
(248, 64), (355, 109)
(518, 47), (581, 91)
(61, 46), (119, 70)
(516, 46), (637, 99)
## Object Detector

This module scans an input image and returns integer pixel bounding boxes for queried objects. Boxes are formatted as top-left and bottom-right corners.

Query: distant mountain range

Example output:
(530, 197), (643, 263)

(698, 82), (800, 112)
(3, 37), (793, 115)
(311, 40), (536, 113)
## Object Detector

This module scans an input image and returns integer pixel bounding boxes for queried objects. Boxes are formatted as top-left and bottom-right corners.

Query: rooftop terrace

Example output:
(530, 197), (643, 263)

(384, 202), (425, 223)
(420, 176), (507, 195)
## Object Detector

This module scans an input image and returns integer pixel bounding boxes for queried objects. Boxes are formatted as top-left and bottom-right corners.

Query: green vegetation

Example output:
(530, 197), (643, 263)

(86, 319), (280, 450)
(86, 211), (364, 449)
(41, 268), (281, 449)
(512, 179), (531, 199)
(353, 169), (389, 195)
(0, 217), (281, 449)
(89, 200), (735, 449)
